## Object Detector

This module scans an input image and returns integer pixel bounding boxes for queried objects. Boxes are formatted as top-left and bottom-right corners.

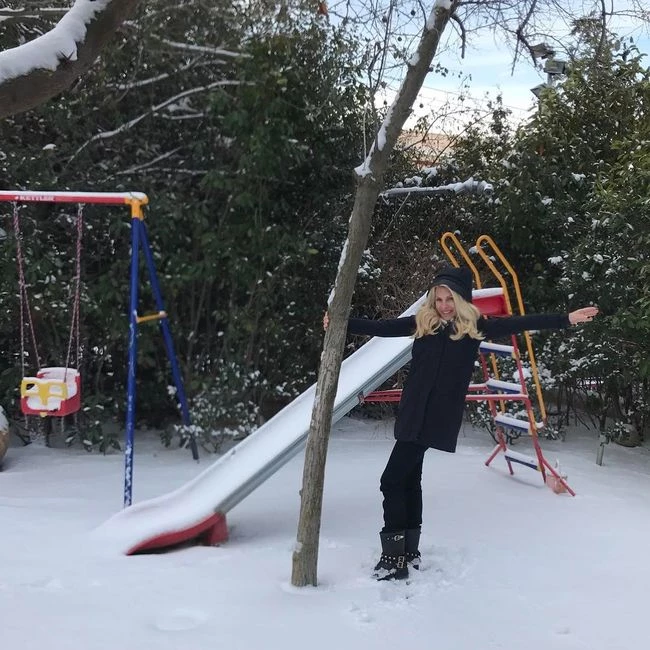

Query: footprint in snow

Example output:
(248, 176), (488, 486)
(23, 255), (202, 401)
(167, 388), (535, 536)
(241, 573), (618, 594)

(154, 608), (209, 632)
(26, 577), (65, 592)
(348, 602), (374, 625)
(417, 544), (473, 588)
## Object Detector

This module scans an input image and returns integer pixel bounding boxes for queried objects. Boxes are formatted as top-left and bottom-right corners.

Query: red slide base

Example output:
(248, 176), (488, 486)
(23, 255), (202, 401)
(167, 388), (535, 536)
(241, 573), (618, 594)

(126, 512), (229, 555)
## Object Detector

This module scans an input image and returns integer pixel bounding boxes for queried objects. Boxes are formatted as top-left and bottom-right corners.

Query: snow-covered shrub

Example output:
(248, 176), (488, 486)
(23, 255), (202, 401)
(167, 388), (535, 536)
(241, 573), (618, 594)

(167, 363), (267, 453)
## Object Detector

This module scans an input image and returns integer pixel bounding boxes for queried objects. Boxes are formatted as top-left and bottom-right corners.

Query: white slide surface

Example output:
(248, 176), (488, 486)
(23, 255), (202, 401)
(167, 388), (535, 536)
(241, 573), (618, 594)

(95, 297), (425, 553)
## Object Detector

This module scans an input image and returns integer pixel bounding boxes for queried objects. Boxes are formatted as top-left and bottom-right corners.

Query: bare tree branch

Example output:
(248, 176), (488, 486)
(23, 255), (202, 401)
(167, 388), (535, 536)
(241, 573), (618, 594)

(596, 0), (611, 61)
(72, 79), (243, 158)
(111, 146), (182, 176)
(450, 12), (467, 58)
(512, 0), (540, 73)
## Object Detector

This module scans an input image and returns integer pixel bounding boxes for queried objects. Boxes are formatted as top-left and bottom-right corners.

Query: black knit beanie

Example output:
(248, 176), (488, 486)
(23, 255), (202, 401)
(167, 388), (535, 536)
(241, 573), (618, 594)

(430, 265), (473, 302)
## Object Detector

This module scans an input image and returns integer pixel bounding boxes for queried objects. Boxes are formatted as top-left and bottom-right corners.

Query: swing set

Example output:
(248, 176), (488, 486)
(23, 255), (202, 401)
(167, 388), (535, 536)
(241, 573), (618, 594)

(1, 190), (197, 506)
(14, 202), (83, 419)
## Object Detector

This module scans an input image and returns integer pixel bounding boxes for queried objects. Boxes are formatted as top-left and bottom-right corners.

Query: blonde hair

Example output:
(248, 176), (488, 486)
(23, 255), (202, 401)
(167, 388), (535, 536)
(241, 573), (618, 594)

(414, 285), (484, 341)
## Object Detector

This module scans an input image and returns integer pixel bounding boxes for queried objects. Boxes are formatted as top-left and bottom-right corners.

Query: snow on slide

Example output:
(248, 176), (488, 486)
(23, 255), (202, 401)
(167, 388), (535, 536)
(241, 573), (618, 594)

(95, 297), (425, 554)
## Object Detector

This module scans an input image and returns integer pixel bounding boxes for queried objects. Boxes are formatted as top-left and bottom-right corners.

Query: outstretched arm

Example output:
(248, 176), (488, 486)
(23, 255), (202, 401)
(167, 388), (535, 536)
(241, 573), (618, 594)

(323, 311), (416, 337)
(481, 306), (599, 339)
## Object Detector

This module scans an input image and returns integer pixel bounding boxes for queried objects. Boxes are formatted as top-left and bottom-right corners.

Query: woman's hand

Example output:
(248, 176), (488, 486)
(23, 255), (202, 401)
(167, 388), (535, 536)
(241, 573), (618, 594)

(323, 311), (329, 330)
(569, 306), (599, 325)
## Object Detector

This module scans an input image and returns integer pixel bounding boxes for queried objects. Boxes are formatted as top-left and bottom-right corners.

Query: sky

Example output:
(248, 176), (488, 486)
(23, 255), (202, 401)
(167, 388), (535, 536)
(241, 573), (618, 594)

(425, 27), (650, 128)
(371, 2), (650, 131)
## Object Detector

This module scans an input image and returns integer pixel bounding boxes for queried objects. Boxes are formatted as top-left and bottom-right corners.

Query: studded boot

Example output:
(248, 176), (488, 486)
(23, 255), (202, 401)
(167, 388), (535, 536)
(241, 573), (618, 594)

(405, 527), (421, 570)
(373, 531), (408, 581)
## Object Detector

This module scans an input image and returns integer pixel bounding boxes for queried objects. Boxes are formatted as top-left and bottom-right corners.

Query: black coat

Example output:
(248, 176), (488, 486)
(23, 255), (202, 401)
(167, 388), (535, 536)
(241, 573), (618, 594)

(348, 313), (570, 452)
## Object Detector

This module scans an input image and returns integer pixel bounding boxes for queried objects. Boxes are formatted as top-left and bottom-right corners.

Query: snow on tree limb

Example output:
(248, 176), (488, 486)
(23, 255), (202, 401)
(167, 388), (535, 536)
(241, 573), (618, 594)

(0, 0), (141, 118)
(381, 178), (493, 196)
(432, 0), (454, 16)
(159, 39), (244, 58)
(111, 147), (182, 176)
(0, 1), (110, 84)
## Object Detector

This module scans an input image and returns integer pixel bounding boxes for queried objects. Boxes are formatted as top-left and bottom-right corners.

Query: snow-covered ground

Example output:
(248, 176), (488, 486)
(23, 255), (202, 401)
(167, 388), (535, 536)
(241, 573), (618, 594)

(1, 415), (648, 650)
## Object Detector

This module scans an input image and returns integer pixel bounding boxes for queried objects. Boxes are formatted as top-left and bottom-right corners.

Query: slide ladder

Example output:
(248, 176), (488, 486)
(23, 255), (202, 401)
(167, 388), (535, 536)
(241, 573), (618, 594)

(365, 233), (574, 495)
(441, 232), (574, 495)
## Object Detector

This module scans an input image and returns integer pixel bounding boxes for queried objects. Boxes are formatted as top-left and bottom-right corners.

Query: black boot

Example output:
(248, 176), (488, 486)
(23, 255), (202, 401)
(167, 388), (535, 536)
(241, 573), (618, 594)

(373, 531), (408, 581)
(405, 528), (421, 570)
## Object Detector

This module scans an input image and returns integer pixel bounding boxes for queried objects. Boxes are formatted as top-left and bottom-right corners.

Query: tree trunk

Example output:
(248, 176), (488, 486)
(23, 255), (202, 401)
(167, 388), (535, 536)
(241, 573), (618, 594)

(0, 0), (141, 119)
(290, 175), (379, 587)
(291, 0), (458, 588)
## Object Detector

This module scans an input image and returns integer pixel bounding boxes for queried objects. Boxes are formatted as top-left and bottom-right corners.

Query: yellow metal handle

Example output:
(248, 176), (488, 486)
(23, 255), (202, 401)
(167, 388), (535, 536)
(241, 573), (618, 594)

(136, 310), (167, 325)
(440, 231), (482, 288)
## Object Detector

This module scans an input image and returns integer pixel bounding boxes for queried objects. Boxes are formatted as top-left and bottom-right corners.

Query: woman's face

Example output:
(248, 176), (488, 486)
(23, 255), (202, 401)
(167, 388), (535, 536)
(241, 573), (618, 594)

(434, 285), (456, 320)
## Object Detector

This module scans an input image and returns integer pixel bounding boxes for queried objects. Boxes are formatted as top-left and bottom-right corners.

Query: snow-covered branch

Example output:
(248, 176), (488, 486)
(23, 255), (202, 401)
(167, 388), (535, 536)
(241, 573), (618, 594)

(0, 6), (67, 21)
(120, 167), (208, 176)
(109, 61), (196, 91)
(111, 147), (182, 176)
(0, 0), (142, 118)
(110, 56), (231, 92)
(380, 178), (493, 197)
(0, 0), (109, 84)
(159, 39), (244, 59)
(160, 113), (206, 121)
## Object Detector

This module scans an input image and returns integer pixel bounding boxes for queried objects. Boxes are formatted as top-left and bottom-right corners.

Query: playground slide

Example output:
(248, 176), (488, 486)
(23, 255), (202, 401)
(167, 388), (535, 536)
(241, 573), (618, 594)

(95, 296), (425, 554)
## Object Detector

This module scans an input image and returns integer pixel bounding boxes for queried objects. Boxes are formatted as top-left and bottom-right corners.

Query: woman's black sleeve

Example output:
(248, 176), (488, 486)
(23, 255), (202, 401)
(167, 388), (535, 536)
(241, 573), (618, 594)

(347, 315), (416, 338)
(480, 313), (571, 340)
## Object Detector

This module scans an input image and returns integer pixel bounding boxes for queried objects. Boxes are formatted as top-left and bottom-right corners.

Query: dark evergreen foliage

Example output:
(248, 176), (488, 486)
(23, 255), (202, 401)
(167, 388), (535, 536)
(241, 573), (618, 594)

(0, 2), (368, 447)
(1, 7), (648, 448)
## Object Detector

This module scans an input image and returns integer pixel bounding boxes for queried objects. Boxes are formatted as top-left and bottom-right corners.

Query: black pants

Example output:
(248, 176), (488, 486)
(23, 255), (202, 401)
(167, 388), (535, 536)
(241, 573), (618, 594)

(380, 440), (427, 532)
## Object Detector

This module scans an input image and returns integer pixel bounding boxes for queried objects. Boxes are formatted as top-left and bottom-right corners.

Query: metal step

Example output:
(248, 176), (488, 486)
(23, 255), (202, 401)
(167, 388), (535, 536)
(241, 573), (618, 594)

(503, 449), (540, 470)
(486, 378), (525, 394)
(494, 413), (544, 434)
(479, 341), (515, 357)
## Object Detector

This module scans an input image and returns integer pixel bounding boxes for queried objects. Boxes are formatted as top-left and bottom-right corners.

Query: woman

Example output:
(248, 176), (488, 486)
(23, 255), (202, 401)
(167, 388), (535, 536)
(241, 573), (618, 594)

(330, 265), (598, 581)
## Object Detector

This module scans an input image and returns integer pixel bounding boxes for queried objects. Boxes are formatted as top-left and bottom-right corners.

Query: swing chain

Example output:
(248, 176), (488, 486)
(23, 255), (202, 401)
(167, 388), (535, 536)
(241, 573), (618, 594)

(64, 204), (84, 376)
(12, 202), (41, 371)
